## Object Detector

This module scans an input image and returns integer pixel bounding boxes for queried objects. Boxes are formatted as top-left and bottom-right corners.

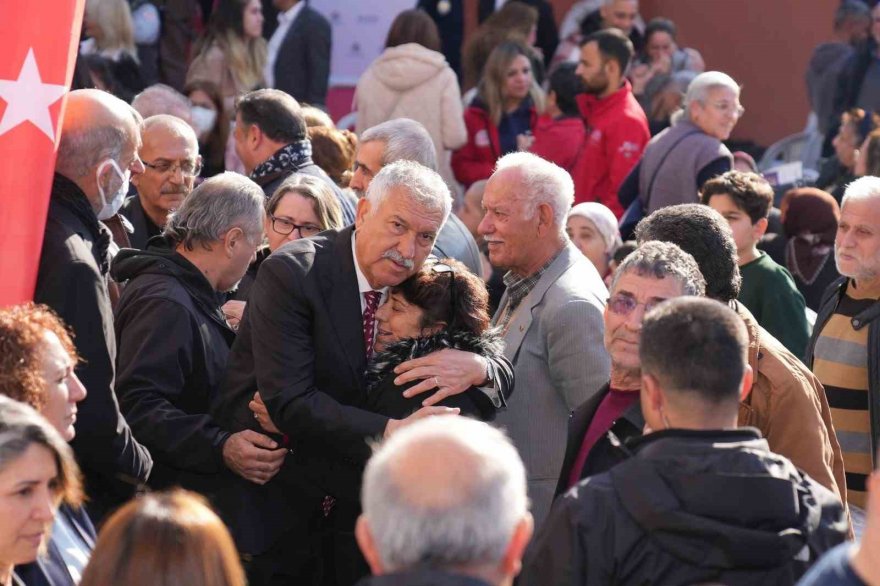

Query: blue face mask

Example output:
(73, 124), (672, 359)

(95, 159), (130, 220)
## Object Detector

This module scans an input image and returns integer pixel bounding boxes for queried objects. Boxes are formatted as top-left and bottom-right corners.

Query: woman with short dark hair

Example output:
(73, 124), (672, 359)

(365, 258), (506, 420)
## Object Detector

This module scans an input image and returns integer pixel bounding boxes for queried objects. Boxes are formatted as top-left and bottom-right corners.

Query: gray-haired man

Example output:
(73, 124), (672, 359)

(553, 240), (706, 498)
(112, 172), (284, 496)
(213, 160), (513, 585)
(352, 118), (483, 276)
(356, 416), (533, 586)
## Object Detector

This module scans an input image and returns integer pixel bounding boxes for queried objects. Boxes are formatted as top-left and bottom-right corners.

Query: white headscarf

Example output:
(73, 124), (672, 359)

(567, 202), (623, 255)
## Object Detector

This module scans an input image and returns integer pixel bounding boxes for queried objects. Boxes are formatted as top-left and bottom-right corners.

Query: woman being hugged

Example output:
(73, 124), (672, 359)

(452, 41), (545, 188)
(364, 258), (508, 421)
(186, 0), (266, 117)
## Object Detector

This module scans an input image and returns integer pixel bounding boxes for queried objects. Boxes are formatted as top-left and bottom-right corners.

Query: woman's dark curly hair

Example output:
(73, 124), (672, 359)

(0, 303), (79, 410)
(393, 258), (490, 335)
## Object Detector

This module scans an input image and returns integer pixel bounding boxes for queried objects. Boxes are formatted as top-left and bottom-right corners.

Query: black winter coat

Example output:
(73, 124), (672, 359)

(364, 328), (511, 421)
(521, 429), (848, 586)
(34, 174), (152, 521)
(111, 239), (236, 495)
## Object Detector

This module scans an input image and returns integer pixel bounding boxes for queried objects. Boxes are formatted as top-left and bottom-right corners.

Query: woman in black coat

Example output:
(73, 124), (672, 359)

(364, 257), (508, 422)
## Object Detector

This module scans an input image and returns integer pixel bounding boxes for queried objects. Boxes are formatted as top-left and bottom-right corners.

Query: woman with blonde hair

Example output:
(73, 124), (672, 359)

(79, 490), (245, 586)
(80, 0), (144, 101)
(452, 41), (545, 187)
(0, 396), (83, 586)
(186, 0), (266, 117)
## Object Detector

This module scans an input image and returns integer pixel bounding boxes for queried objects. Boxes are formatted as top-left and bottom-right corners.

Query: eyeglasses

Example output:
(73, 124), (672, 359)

(430, 260), (457, 326)
(270, 215), (322, 238)
(142, 158), (203, 177)
(709, 101), (745, 118)
(607, 294), (666, 317)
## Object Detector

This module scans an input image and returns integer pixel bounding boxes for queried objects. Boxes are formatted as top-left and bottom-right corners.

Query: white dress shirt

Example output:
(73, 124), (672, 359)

(264, 1), (306, 89)
(352, 231), (388, 314)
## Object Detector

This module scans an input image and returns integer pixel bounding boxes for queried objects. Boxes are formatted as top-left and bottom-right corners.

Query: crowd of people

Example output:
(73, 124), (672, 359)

(2, 0), (880, 585)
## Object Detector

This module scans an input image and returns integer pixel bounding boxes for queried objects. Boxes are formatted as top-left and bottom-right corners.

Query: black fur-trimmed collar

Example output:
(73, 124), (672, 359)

(366, 328), (505, 392)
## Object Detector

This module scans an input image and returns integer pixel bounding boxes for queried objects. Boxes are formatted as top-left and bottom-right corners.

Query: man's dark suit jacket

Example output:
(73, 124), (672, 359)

(213, 226), (510, 555)
(273, 2), (331, 107)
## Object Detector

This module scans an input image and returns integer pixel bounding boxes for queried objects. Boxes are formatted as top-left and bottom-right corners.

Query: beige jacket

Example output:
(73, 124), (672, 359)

(355, 43), (467, 189)
(734, 302), (848, 518)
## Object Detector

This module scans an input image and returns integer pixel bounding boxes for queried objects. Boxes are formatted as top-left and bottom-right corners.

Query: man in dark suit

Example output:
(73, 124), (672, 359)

(233, 89), (356, 224)
(264, 0), (331, 108)
(478, 0), (559, 67)
(214, 160), (512, 585)
(352, 118), (483, 277)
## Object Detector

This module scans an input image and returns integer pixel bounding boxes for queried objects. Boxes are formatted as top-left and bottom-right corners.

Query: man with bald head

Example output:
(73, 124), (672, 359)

(123, 115), (201, 249)
(34, 89), (153, 520)
(356, 416), (533, 586)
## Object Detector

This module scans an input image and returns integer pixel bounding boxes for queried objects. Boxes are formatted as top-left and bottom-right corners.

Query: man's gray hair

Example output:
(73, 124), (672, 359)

(610, 240), (706, 297)
(164, 172), (265, 250)
(132, 83), (193, 124)
(56, 124), (130, 179)
(494, 152), (574, 229)
(842, 175), (880, 206)
(360, 118), (438, 172)
(365, 160), (452, 222)
(673, 71), (740, 126)
(361, 416), (528, 571)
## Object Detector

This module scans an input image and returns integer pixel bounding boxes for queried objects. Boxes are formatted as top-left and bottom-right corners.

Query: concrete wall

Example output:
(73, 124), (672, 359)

(545, 0), (835, 147)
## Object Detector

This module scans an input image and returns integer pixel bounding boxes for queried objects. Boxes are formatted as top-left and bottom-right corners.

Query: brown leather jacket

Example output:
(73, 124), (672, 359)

(735, 302), (848, 514)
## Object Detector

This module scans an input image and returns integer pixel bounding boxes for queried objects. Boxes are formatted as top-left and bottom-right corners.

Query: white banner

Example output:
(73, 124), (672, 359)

(311, 1), (416, 87)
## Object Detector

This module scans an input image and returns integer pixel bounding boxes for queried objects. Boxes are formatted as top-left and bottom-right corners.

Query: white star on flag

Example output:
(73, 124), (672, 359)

(0, 48), (68, 141)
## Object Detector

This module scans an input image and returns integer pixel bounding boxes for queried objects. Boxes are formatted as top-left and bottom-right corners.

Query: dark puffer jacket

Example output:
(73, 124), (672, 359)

(520, 428), (848, 586)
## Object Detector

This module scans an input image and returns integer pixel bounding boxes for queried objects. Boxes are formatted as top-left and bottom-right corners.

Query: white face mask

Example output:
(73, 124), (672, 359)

(96, 159), (130, 220)
(191, 105), (218, 139)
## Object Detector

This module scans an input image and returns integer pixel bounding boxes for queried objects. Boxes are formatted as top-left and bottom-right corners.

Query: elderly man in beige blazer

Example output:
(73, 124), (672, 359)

(479, 152), (610, 527)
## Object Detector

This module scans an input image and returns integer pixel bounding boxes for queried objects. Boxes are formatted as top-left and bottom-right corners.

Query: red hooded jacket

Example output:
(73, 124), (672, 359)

(530, 115), (587, 172)
(572, 80), (649, 217)
(452, 101), (538, 188)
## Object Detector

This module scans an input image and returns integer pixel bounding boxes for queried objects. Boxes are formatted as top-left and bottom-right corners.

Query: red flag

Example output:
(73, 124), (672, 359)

(0, 0), (85, 306)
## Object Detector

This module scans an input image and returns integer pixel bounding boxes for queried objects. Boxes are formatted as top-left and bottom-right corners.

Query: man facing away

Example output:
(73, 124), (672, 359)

(355, 416), (533, 586)
(522, 297), (848, 586)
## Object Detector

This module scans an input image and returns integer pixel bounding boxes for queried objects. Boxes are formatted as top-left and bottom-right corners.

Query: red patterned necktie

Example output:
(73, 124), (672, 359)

(362, 290), (382, 359)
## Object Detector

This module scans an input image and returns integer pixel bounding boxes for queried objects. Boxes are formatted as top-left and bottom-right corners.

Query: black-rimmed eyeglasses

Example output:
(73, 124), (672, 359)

(270, 215), (322, 238)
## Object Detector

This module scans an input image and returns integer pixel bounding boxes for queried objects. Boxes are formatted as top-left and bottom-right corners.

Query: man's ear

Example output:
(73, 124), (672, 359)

(739, 364), (754, 402)
(752, 217), (769, 240)
(223, 227), (245, 257)
(498, 514), (534, 579)
(247, 122), (263, 150)
(356, 197), (372, 229)
(535, 202), (554, 236)
(355, 516), (385, 576)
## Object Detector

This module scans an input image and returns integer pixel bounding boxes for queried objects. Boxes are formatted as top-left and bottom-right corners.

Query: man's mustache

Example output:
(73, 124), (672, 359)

(382, 249), (414, 270)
